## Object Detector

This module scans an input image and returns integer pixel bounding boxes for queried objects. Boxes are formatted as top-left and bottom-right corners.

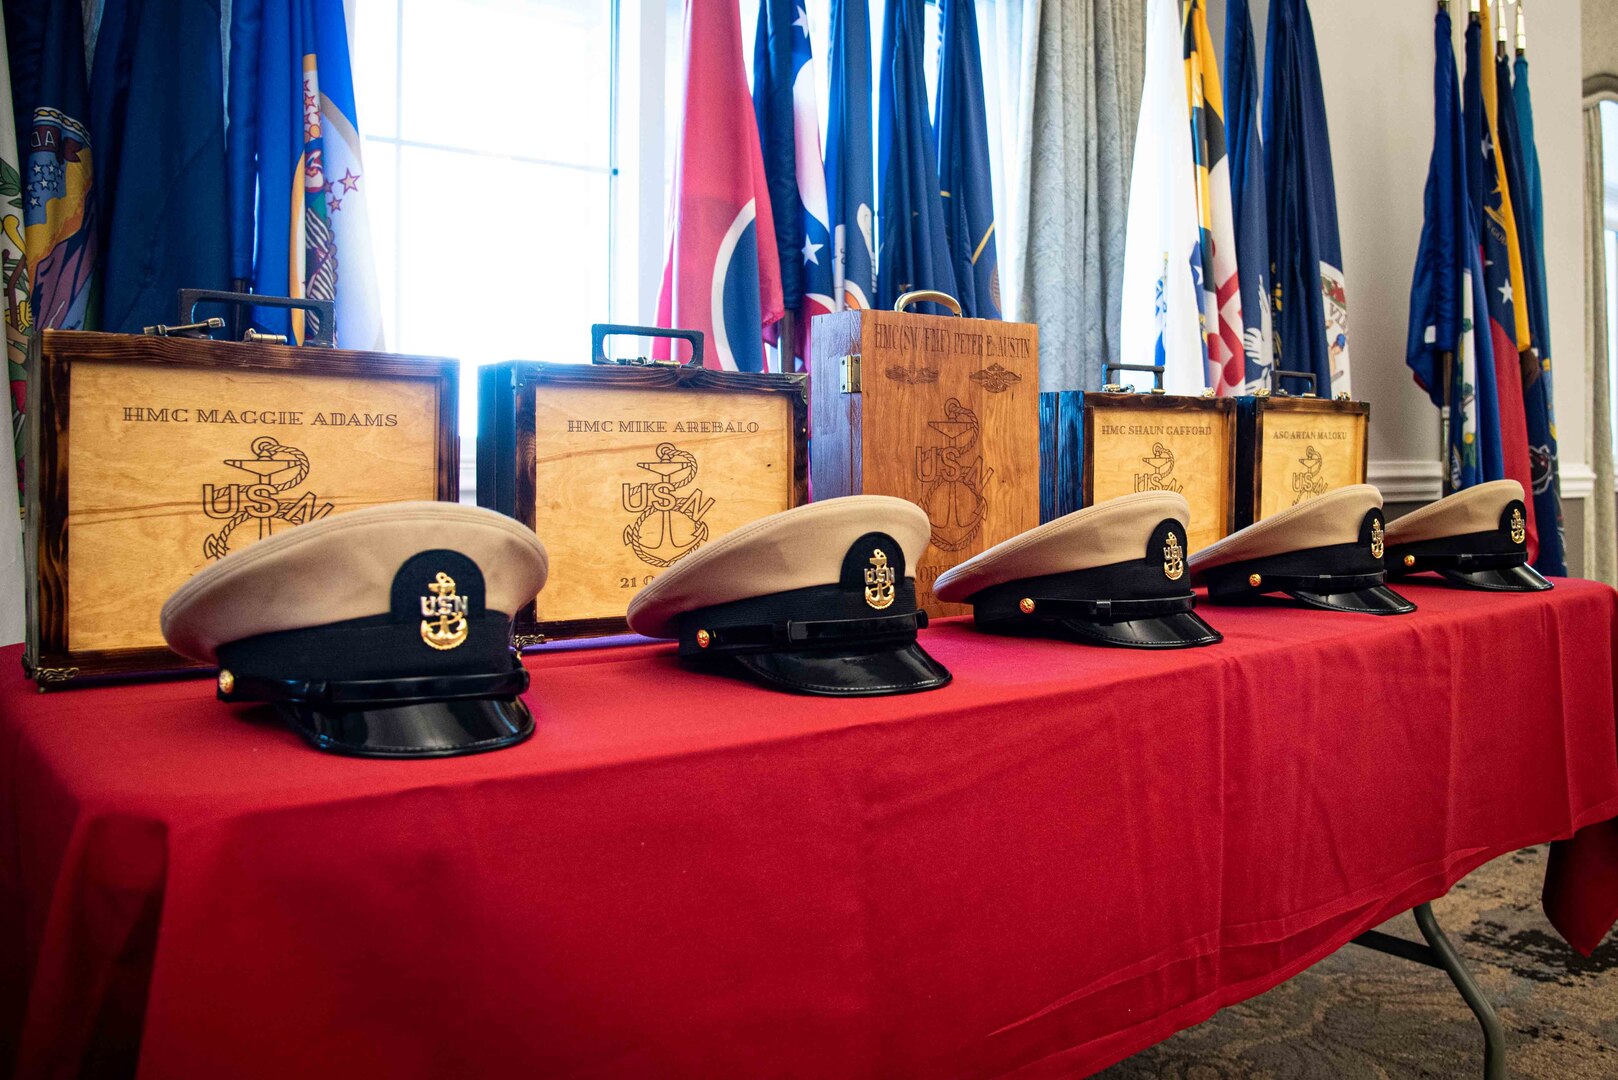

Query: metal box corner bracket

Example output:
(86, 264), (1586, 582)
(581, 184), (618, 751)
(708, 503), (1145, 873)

(478, 355), (808, 642)
(24, 329), (460, 688)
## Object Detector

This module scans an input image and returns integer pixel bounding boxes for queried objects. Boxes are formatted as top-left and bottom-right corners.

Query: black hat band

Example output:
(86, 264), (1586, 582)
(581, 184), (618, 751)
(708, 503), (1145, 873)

(221, 660), (530, 709)
(1387, 527), (1527, 576)
(677, 580), (926, 657)
(1201, 540), (1387, 601)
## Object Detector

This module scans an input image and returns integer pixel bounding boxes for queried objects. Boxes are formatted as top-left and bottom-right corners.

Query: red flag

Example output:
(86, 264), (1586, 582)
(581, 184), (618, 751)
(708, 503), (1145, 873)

(656, 0), (784, 372)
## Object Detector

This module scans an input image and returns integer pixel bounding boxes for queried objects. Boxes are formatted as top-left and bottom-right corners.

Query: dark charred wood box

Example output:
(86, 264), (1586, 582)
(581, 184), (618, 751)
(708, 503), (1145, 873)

(1040, 389), (1238, 553)
(24, 329), (459, 689)
(1234, 393), (1369, 529)
(477, 351), (807, 644)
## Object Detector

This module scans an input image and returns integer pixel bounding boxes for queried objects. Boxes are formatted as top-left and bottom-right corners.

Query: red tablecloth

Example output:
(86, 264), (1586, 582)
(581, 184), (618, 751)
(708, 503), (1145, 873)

(3, 580), (1618, 1079)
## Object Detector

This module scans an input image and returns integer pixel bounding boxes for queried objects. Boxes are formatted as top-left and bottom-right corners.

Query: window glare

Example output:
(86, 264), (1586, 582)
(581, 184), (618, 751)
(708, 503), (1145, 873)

(351, 0), (619, 444)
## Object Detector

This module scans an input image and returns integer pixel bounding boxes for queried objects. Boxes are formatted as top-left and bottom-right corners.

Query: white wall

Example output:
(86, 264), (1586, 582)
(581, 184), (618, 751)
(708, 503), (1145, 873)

(1209, 0), (1588, 503)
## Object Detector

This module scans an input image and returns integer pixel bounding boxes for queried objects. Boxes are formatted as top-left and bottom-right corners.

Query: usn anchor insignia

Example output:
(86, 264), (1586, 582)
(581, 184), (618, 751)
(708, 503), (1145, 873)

(864, 549), (895, 609)
(917, 398), (991, 553)
(1135, 443), (1184, 494)
(420, 572), (469, 650)
(1291, 445), (1329, 505)
(1163, 532), (1185, 581)
(1510, 507), (1527, 545)
(622, 442), (714, 568)
(1370, 517), (1385, 560)
(201, 436), (334, 559)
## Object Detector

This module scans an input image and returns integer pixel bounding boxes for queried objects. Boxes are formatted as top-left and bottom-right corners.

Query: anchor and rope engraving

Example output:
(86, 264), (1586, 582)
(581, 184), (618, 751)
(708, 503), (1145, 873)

(201, 436), (334, 559)
(621, 442), (714, 568)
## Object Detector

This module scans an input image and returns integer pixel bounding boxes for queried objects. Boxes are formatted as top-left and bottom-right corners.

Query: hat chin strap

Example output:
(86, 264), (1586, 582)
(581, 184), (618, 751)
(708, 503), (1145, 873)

(992, 593), (1197, 623)
(1204, 567), (1387, 601)
(680, 610), (927, 656)
(221, 657), (530, 708)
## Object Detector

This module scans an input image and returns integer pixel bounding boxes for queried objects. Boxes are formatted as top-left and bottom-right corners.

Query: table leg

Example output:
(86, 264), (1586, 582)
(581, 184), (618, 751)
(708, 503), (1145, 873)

(1349, 902), (1506, 1080)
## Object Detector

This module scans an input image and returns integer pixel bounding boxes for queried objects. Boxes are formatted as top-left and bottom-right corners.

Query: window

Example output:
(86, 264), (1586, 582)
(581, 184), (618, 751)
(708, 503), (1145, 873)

(351, 0), (644, 444)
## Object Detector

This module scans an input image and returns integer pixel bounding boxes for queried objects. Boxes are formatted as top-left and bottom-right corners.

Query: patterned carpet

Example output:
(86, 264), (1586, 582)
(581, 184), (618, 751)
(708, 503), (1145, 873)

(1097, 847), (1618, 1079)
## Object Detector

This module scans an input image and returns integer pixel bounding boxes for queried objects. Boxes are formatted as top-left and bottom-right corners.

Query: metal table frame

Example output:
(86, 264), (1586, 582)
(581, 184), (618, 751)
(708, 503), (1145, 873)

(1350, 901), (1506, 1080)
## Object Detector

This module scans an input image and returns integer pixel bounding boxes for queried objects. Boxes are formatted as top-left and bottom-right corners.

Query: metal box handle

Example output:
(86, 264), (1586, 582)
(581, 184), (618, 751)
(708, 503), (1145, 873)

(1101, 361), (1166, 394)
(590, 323), (704, 367)
(893, 290), (962, 316)
(176, 289), (336, 347)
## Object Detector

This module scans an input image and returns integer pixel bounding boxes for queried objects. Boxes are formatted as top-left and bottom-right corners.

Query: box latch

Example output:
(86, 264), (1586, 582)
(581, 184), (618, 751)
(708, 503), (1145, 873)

(839, 354), (862, 394)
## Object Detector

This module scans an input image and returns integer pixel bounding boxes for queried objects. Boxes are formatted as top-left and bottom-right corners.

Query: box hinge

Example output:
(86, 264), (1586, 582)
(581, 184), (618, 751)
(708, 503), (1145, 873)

(839, 354), (862, 394)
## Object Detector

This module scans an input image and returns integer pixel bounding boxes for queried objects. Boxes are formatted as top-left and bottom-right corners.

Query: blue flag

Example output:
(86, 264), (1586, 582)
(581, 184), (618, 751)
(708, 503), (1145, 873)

(228, 0), (384, 348)
(826, 0), (875, 310)
(1223, 0), (1272, 390)
(877, 0), (956, 312)
(752, 0), (834, 358)
(934, 0), (998, 319)
(1406, 6), (1502, 491)
(5, 0), (98, 332)
(1495, 53), (1563, 575)
(1262, 0), (1349, 398)
(90, 0), (230, 333)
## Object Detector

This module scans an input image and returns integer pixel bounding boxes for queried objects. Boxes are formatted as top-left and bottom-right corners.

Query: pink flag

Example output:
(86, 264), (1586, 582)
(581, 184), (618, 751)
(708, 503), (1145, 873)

(656, 0), (784, 372)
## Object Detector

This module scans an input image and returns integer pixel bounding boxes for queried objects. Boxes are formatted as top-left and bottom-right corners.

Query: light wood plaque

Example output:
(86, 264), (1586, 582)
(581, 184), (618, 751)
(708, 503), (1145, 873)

(811, 308), (1040, 616)
(1253, 404), (1369, 521)
(477, 360), (808, 641)
(1084, 397), (1236, 553)
(26, 331), (459, 687)
(530, 384), (795, 624)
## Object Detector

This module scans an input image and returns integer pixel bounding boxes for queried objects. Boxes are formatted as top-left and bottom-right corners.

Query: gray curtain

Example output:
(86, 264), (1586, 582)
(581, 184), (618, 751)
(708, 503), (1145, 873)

(1007, 0), (1146, 392)
(1584, 104), (1615, 586)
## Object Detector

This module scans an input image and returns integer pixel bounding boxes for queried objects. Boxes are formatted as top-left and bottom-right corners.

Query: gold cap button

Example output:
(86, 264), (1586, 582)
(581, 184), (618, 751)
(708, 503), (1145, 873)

(217, 670), (235, 694)
(1403, 554), (1416, 567)
(1248, 573), (1263, 588)
(695, 629), (711, 649)
(1018, 598), (1036, 614)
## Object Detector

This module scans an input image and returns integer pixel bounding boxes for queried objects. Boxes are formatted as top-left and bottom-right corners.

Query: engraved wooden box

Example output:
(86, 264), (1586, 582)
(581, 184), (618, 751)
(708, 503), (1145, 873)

(476, 342), (808, 643)
(1040, 389), (1237, 553)
(808, 304), (1040, 617)
(24, 329), (459, 688)
(1234, 393), (1369, 529)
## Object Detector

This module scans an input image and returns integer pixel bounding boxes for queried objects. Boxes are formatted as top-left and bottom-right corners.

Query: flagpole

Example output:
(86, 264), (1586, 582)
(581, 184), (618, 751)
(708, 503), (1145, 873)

(1494, 0), (1507, 58)
(779, 311), (796, 374)
(1514, 1), (1525, 57)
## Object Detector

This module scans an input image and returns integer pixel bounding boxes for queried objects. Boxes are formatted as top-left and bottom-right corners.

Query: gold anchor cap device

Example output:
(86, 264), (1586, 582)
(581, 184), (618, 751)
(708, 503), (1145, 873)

(934, 491), (1222, 649)
(625, 495), (951, 696)
(161, 502), (548, 757)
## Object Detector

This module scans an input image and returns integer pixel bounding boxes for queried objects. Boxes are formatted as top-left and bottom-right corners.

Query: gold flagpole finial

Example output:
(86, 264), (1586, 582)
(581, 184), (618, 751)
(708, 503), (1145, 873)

(1514, 1), (1526, 55)
(1495, 0), (1508, 44)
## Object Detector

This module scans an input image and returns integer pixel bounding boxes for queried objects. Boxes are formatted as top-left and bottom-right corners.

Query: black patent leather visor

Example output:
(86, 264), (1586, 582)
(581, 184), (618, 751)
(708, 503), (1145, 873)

(275, 696), (535, 758)
(1286, 584), (1417, 615)
(1049, 610), (1223, 649)
(732, 641), (951, 697)
(1434, 563), (1553, 592)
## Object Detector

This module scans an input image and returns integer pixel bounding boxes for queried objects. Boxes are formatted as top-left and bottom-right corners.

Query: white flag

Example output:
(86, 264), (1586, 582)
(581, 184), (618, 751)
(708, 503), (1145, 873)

(1120, 0), (1206, 396)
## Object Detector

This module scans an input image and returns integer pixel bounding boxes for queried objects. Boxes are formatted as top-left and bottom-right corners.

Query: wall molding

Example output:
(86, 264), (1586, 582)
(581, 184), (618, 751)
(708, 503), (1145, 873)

(1368, 459), (1444, 504)
(1560, 462), (1597, 500)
